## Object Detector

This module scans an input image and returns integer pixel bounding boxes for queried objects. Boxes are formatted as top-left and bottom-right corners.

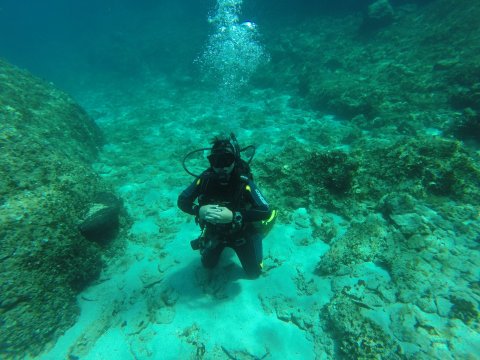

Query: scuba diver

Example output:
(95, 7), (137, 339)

(178, 133), (276, 279)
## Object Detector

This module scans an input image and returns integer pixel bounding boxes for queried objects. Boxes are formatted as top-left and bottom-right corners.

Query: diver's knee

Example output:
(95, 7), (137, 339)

(245, 265), (262, 279)
(201, 255), (218, 269)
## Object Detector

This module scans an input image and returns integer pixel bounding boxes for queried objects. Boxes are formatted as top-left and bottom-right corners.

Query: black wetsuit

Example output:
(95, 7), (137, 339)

(177, 167), (272, 278)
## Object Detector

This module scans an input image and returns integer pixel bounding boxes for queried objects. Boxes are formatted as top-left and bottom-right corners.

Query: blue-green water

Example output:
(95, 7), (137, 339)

(1, 0), (479, 359)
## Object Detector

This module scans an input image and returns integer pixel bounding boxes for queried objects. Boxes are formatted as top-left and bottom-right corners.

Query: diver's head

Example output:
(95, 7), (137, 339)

(208, 134), (239, 183)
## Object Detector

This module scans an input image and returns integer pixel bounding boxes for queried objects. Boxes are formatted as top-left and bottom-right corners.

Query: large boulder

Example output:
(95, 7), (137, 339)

(361, 0), (395, 32)
(0, 58), (120, 357)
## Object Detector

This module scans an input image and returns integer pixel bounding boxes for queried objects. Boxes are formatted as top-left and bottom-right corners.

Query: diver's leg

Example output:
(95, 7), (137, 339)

(201, 242), (225, 269)
(233, 232), (263, 279)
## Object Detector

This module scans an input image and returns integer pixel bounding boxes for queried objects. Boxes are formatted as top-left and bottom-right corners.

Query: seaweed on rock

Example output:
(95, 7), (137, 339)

(0, 59), (123, 357)
(324, 291), (405, 360)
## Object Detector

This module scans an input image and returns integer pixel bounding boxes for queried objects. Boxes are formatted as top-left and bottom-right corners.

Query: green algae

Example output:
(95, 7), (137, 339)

(0, 59), (119, 357)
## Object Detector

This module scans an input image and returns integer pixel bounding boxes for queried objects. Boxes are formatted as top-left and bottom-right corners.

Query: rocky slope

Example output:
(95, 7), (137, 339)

(0, 59), (122, 356)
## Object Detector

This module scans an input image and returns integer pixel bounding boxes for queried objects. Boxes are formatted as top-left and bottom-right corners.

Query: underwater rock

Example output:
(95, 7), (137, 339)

(448, 80), (480, 111)
(79, 192), (122, 244)
(256, 141), (361, 218)
(309, 83), (378, 120)
(0, 59), (120, 357)
(311, 210), (338, 244)
(388, 304), (419, 344)
(262, 133), (480, 223)
(389, 212), (427, 236)
(379, 193), (416, 218)
(311, 151), (358, 195)
(449, 296), (479, 325)
(258, 294), (334, 357)
(390, 301), (479, 359)
(260, 0), (480, 133)
(315, 215), (394, 276)
(435, 296), (453, 317)
(292, 207), (310, 230)
(324, 291), (404, 359)
(449, 107), (480, 142)
(361, 0), (395, 32)
(433, 58), (459, 71)
(293, 269), (318, 296)
(362, 137), (480, 203)
(331, 261), (396, 305)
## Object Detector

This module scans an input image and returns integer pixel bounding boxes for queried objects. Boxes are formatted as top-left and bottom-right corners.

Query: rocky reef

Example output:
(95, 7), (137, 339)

(256, 0), (480, 137)
(249, 0), (480, 357)
(0, 59), (122, 356)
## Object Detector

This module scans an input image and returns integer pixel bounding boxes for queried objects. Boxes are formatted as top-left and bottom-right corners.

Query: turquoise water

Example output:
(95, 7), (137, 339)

(1, 0), (479, 359)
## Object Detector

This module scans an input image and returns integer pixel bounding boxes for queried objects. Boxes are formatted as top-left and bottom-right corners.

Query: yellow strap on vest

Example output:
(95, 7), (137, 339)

(262, 209), (277, 225)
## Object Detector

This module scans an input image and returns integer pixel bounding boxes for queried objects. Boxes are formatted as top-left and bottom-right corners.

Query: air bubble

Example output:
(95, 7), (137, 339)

(197, 0), (269, 96)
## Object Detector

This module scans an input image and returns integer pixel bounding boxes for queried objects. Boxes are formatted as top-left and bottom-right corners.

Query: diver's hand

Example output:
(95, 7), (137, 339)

(199, 205), (217, 222)
(198, 205), (215, 221)
(200, 205), (233, 224)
